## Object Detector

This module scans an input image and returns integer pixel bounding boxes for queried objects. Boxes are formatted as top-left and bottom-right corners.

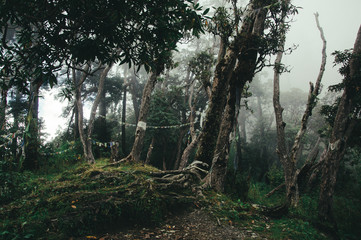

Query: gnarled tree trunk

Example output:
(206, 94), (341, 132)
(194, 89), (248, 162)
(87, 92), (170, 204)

(273, 11), (326, 208)
(318, 25), (361, 223)
(200, 0), (268, 191)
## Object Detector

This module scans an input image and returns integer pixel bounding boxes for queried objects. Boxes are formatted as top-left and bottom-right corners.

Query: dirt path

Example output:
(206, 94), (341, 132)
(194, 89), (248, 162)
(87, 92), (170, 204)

(91, 208), (264, 240)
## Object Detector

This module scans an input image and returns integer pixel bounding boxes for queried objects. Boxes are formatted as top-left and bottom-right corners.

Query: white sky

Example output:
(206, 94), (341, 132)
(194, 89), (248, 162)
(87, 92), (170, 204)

(281, 0), (361, 91)
(39, 0), (361, 141)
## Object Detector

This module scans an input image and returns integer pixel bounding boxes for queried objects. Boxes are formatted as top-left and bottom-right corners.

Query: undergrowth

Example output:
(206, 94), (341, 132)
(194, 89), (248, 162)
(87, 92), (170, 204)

(1, 158), (356, 240)
(203, 189), (327, 240)
(0, 160), (191, 240)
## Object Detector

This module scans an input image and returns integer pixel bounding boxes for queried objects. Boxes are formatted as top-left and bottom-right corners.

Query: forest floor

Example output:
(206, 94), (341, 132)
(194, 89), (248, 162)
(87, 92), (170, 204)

(90, 208), (263, 240)
(1, 160), (330, 240)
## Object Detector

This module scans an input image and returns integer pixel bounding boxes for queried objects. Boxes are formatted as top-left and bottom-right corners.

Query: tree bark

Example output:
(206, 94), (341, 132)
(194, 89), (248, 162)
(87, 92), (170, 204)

(239, 108), (247, 143)
(23, 81), (41, 170)
(11, 90), (22, 163)
(193, 37), (238, 167)
(73, 100), (80, 140)
(124, 70), (159, 162)
(145, 136), (155, 165)
(129, 73), (140, 124)
(200, 0), (268, 191)
(98, 83), (107, 143)
(173, 128), (187, 170)
(179, 80), (199, 169)
(204, 74), (237, 191)
(74, 63), (90, 162)
(121, 84), (127, 155)
(0, 89), (7, 131)
(194, 0), (267, 168)
(318, 25), (361, 222)
(273, 9), (326, 207)
(86, 64), (112, 163)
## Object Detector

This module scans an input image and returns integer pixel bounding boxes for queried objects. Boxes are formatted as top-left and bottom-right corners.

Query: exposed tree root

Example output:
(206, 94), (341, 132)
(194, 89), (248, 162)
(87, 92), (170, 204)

(150, 161), (209, 192)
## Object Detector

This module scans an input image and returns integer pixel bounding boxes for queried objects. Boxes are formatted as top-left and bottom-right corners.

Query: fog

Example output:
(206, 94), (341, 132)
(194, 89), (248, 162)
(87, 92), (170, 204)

(281, 0), (361, 92)
(39, 0), (361, 140)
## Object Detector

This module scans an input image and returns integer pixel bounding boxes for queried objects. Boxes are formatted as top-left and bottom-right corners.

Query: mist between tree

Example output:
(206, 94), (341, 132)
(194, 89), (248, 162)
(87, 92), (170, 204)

(1, 0), (360, 239)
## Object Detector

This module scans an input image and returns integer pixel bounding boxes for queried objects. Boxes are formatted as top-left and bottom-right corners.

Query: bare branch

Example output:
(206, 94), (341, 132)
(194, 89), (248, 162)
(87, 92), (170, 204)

(290, 12), (326, 161)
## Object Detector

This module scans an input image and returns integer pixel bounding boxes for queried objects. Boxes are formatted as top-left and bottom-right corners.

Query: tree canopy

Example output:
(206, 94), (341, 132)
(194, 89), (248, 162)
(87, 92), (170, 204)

(0, 0), (206, 91)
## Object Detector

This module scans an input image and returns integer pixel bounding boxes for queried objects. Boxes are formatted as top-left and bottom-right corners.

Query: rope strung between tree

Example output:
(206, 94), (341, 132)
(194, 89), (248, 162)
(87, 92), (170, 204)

(118, 120), (199, 129)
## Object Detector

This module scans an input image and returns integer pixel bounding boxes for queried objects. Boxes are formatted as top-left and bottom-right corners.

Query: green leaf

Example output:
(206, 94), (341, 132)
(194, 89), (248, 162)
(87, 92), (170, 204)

(203, 8), (210, 15)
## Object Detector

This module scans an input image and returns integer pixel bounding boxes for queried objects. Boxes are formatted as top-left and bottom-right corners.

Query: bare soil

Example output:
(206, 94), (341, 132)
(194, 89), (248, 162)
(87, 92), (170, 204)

(88, 208), (264, 240)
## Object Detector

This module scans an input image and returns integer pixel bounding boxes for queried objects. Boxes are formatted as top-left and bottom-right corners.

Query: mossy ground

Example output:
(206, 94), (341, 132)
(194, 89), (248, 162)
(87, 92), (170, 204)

(0, 160), (190, 240)
(0, 159), (329, 240)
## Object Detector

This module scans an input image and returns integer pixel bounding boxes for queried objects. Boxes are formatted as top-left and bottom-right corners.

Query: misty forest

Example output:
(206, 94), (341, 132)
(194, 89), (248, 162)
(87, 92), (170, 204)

(1, 0), (361, 239)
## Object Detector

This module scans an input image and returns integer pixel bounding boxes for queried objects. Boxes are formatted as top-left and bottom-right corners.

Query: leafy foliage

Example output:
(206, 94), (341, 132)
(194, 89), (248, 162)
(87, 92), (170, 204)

(0, 0), (207, 90)
(0, 160), (32, 205)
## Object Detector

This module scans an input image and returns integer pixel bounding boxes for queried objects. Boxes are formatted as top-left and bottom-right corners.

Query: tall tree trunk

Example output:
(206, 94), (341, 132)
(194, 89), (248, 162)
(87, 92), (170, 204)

(200, 1), (268, 190)
(145, 136), (156, 165)
(273, 11), (326, 207)
(173, 67), (194, 170)
(98, 85), (107, 142)
(193, 40), (238, 167)
(239, 108), (247, 142)
(194, 0), (267, 168)
(318, 25), (361, 223)
(204, 74), (237, 191)
(73, 101), (80, 140)
(162, 144), (167, 171)
(0, 89), (7, 131)
(124, 70), (159, 162)
(173, 128), (187, 170)
(74, 64), (90, 162)
(179, 80), (199, 169)
(0, 88), (7, 161)
(11, 90), (21, 164)
(86, 64), (112, 163)
(23, 81), (41, 170)
(129, 73), (140, 124)
(121, 85), (127, 155)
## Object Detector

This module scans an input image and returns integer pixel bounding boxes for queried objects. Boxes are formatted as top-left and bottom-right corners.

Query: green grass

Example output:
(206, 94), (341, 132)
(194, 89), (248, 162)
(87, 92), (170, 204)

(1, 161), (354, 240)
(202, 189), (327, 240)
(0, 160), (184, 240)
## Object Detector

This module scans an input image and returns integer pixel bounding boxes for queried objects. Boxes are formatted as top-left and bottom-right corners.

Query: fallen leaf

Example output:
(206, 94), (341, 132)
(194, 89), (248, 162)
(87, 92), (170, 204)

(85, 236), (97, 239)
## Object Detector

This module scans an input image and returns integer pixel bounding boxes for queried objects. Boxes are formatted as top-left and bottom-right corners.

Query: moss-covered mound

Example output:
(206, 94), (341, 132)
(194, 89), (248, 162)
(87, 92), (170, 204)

(0, 161), (196, 240)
